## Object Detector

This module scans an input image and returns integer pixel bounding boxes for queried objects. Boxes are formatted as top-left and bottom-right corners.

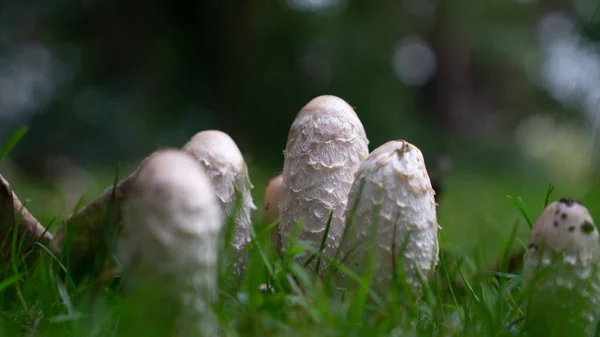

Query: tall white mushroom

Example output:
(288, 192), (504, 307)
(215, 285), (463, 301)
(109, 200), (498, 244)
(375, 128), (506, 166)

(263, 173), (283, 254)
(523, 199), (600, 337)
(182, 130), (256, 278)
(279, 95), (369, 271)
(340, 140), (439, 293)
(118, 149), (222, 336)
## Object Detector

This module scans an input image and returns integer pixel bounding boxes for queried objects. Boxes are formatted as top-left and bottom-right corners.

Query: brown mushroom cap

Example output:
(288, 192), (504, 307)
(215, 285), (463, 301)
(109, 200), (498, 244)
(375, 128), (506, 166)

(263, 174), (283, 254)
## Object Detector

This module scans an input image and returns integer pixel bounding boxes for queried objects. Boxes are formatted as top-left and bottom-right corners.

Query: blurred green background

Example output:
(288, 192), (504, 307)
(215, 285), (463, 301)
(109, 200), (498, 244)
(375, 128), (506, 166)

(1, 0), (600, 261)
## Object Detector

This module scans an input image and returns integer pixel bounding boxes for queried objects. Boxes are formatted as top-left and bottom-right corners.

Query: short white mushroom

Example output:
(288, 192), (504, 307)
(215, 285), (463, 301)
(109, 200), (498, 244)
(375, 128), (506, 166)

(263, 173), (283, 254)
(279, 95), (369, 271)
(119, 149), (222, 336)
(182, 130), (256, 278)
(340, 140), (439, 293)
(523, 199), (600, 337)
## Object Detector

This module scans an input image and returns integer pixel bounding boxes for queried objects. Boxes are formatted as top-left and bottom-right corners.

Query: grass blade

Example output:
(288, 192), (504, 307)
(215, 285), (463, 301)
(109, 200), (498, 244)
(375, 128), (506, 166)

(440, 236), (463, 321)
(506, 195), (533, 229)
(0, 125), (27, 163)
(499, 220), (520, 273)
(0, 274), (21, 291)
(543, 183), (555, 207)
(315, 210), (333, 274)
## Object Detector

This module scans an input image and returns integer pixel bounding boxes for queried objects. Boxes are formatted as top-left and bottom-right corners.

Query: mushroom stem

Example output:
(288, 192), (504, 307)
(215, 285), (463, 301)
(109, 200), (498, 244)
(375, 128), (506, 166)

(0, 174), (53, 265)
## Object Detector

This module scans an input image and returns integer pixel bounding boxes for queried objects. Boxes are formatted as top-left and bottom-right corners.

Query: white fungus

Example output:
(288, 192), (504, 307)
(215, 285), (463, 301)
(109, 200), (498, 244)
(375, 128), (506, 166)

(119, 149), (222, 336)
(523, 199), (600, 337)
(279, 95), (369, 271)
(340, 140), (439, 293)
(263, 173), (283, 254)
(182, 130), (256, 278)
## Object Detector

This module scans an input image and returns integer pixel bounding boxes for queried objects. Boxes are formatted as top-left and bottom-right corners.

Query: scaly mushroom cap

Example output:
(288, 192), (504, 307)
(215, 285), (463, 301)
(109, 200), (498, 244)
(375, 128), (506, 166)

(341, 140), (439, 293)
(183, 130), (256, 277)
(279, 95), (369, 270)
(119, 149), (222, 336)
(263, 174), (283, 254)
(524, 199), (600, 263)
(523, 199), (600, 337)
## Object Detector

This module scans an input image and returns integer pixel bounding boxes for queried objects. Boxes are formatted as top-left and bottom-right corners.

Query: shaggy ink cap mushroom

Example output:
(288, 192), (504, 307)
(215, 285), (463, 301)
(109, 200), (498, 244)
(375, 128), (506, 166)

(523, 199), (600, 337)
(119, 149), (222, 336)
(340, 140), (439, 294)
(524, 199), (599, 261)
(182, 130), (256, 278)
(279, 95), (369, 271)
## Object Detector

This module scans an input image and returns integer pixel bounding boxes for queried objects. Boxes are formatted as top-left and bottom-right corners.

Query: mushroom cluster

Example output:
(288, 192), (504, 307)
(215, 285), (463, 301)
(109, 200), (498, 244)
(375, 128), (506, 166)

(48, 130), (255, 281)
(0, 93), (473, 334)
(256, 96), (441, 294)
(4, 91), (600, 337)
(523, 199), (600, 337)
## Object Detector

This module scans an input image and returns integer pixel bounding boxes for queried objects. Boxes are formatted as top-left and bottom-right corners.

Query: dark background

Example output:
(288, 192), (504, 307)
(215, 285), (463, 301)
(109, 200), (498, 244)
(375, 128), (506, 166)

(2, 0), (598, 169)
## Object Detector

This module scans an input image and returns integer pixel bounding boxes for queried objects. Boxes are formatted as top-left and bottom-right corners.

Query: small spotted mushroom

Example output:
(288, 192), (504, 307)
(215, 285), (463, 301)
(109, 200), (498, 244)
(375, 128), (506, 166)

(279, 95), (369, 271)
(119, 149), (222, 336)
(523, 199), (600, 337)
(340, 140), (439, 293)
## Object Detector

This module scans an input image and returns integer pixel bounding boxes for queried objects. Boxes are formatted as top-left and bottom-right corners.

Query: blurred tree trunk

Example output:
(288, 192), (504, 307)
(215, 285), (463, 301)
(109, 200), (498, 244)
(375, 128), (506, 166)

(213, 0), (253, 149)
(429, 0), (476, 136)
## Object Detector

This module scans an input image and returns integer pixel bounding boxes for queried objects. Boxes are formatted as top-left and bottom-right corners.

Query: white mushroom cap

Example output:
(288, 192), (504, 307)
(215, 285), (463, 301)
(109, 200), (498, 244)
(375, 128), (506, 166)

(279, 95), (369, 270)
(296, 95), (367, 131)
(119, 149), (222, 275)
(341, 140), (439, 292)
(182, 130), (256, 277)
(183, 130), (245, 182)
(119, 149), (222, 335)
(524, 199), (600, 266)
(263, 173), (283, 254)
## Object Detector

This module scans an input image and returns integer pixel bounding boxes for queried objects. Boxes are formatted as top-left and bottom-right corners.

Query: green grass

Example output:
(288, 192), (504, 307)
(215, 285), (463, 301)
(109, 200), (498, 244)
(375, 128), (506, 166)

(2, 130), (600, 336)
